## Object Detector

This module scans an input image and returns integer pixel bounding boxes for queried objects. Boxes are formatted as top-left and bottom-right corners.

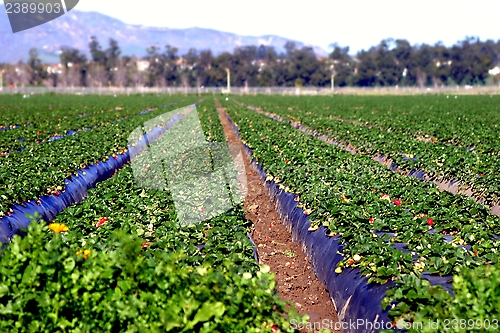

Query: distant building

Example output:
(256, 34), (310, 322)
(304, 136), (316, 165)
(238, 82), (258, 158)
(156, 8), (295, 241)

(47, 64), (62, 74)
(137, 60), (149, 72)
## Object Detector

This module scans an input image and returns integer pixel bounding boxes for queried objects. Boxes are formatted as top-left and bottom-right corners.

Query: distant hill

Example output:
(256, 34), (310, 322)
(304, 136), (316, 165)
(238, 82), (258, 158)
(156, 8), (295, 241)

(0, 6), (328, 63)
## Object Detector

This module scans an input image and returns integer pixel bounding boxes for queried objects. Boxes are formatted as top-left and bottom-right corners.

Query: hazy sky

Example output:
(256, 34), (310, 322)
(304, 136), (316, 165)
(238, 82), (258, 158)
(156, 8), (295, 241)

(1, 0), (499, 53)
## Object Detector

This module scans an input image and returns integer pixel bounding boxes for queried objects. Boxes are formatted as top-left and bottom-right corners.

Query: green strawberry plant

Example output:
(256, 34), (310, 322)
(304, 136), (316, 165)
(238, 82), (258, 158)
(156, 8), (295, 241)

(221, 98), (500, 326)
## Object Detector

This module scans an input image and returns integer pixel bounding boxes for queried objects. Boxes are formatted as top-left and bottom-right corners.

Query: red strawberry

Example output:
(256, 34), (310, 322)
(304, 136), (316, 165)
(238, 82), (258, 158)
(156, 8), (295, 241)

(271, 325), (278, 332)
(54, 190), (60, 196)
(37, 131), (42, 135)
(393, 199), (402, 206)
(369, 217), (375, 223)
(474, 250), (478, 256)
(97, 217), (108, 228)
(427, 218), (434, 226)
(294, 196), (299, 202)
(142, 242), (150, 248)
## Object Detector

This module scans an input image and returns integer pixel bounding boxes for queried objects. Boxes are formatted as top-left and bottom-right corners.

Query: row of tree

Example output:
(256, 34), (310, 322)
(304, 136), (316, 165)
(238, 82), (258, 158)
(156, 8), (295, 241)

(1, 36), (500, 88)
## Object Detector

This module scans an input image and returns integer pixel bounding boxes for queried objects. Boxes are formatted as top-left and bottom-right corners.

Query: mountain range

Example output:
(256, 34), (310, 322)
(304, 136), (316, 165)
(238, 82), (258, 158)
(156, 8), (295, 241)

(0, 5), (328, 64)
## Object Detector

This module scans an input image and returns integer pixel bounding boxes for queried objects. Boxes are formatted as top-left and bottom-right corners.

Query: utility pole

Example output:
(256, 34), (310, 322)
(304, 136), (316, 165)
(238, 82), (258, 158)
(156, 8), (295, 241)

(226, 68), (231, 93)
(330, 64), (336, 93)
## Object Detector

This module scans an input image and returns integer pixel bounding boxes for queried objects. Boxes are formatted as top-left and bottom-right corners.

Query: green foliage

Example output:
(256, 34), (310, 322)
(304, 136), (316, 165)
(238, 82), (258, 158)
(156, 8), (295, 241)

(0, 94), (201, 213)
(0, 223), (298, 332)
(383, 264), (500, 332)
(222, 95), (500, 325)
(0, 99), (302, 332)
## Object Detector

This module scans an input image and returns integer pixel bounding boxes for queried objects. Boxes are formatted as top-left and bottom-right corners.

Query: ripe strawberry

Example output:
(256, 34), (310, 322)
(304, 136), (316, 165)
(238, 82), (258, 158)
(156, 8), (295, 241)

(271, 325), (278, 332)
(393, 199), (402, 206)
(142, 242), (150, 248)
(97, 217), (108, 228)
(427, 218), (434, 226)
(369, 217), (375, 223)
(474, 250), (478, 256)
(54, 190), (60, 196)
(347, 258), (355, 266)
(294, 196), (299, 202)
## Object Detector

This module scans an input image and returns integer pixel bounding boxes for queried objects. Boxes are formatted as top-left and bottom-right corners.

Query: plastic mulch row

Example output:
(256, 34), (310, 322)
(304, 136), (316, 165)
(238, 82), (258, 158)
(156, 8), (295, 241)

(0, 111), (188, 244)
(224, 112), (458, 333)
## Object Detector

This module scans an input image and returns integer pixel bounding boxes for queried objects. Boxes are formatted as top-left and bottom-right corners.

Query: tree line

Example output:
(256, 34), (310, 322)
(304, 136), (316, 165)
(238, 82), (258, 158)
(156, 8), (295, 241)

(1, 36), (500, 88)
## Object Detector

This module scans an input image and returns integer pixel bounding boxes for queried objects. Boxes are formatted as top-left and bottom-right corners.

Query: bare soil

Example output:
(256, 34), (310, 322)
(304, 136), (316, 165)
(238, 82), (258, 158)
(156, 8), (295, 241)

(215, 97), (340, 332)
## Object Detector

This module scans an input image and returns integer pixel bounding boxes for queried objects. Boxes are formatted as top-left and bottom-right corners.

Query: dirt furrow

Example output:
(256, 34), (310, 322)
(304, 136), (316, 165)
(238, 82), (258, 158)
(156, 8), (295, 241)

(215, 97), (340, 332)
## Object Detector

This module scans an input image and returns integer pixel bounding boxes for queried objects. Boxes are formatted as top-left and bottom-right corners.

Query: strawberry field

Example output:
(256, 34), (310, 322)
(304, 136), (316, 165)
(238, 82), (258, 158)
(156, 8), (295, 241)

(220, 94), (500, 332)
(0, 94), (302, 332)
(1, 92), (499, 332)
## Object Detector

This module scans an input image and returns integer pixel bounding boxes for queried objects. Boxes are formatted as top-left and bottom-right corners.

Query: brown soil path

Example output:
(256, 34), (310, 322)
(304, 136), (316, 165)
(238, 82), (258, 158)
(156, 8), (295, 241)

(215, 97), (340, 333)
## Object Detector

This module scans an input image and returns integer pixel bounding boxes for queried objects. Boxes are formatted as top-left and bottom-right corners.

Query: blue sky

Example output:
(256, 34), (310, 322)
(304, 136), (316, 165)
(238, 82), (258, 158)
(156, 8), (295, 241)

(1, 0), (499, 53)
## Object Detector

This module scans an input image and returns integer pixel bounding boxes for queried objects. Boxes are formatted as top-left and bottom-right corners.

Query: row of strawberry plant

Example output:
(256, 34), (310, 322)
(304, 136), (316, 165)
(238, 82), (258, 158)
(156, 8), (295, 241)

(0, 106), (191, 243)
(223, 107), (500, 333)
(237, 95), (500, 152)
(0, 95), (181, 158)
(0, 96), (200, 214)
(236, 95), (500, 205)
(0, 94), (178, 129)
(0, 99), (301, 332)
(221, 100), (500, 325)
(223, 101), (500, 279)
